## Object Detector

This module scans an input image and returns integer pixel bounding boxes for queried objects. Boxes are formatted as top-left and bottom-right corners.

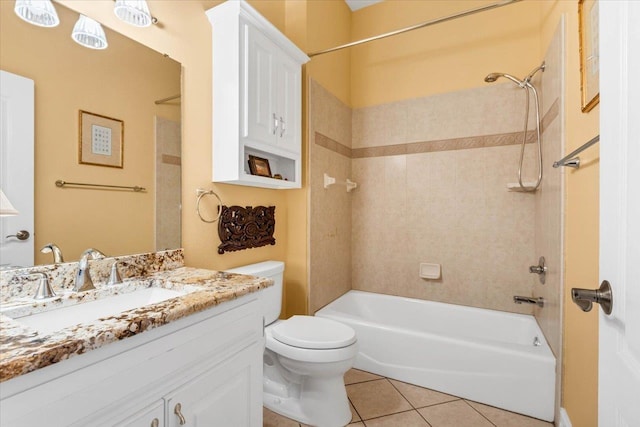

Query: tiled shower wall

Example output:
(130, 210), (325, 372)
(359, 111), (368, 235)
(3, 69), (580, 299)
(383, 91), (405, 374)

(535, 18), (565, 377)
(309, 80), (353, 313)
(350, 82), (547, 316)
(155, 117), (181, 251)
(309, 51), (562, 321)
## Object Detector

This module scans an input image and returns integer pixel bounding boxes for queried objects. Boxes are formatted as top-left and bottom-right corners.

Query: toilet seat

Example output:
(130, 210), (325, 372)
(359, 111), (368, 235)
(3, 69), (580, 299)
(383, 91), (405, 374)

(265, 317), (358, 363)
(271, 316), (356, 349)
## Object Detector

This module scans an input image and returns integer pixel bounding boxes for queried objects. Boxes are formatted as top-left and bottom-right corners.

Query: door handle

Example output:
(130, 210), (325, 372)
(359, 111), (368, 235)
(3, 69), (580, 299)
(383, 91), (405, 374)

(571, 280), (613, 315)
(6, 230), (30, 241)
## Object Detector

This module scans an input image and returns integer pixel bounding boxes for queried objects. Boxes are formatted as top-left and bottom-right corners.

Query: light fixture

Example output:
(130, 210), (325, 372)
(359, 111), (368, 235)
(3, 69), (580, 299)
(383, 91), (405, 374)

(14, 0), (60, 28)
(113, 0), (154, 27)
(71, 14), (108, 50)
(0, 189), (19, 216)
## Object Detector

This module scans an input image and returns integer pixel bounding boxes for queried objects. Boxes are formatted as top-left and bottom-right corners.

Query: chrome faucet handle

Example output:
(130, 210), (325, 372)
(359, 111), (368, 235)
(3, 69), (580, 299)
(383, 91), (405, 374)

(73, 248), (106, 292)
(81, 248), (106, 259)
(108, 261), (123, 286)
(528, 256), (547, 284)
(74, 258), (95, 292)
(40, 243), (64, 263)
(23, 271), (56, 300)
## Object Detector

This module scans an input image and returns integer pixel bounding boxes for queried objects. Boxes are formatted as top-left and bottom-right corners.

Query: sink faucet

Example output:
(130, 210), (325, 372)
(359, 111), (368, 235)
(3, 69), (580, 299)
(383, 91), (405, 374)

(513, 295), (545, 307)
(40, 243), (64, 263)
(74, 248), (106, 292)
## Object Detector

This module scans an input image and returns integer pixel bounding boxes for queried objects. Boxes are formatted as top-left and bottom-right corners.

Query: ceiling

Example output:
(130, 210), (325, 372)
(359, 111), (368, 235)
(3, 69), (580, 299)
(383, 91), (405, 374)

(344, 0), (384, 12)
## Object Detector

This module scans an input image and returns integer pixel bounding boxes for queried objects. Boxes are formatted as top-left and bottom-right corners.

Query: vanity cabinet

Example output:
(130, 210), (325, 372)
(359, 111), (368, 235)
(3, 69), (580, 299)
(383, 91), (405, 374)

(206, 0), (309, 189)
(0, 296), (263, 427)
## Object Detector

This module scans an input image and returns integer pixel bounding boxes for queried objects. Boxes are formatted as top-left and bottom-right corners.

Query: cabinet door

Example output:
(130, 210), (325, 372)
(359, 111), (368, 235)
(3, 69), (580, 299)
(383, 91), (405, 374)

(166, 342), (262, 427)
(276, 54), (301, 154)
(244, 22), (277, 146)
(115, 401), (164, 427)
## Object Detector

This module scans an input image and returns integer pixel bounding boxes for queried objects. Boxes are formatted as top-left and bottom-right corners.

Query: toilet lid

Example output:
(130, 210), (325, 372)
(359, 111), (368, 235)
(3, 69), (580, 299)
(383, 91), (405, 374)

(271, 316), (357, 350)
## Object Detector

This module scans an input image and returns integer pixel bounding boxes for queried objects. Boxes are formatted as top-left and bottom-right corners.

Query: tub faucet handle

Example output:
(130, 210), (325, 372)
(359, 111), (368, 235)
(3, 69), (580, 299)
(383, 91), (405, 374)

(529, 256), (547, 284)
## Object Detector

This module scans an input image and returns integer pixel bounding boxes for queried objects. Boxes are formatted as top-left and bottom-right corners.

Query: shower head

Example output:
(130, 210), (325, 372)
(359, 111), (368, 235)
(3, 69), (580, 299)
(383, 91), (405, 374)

(484, 72), (525, 87)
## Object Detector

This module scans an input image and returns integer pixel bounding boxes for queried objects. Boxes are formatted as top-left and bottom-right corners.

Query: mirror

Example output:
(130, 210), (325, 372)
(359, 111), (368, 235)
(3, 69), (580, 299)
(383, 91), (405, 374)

(0, 2), (181, 267)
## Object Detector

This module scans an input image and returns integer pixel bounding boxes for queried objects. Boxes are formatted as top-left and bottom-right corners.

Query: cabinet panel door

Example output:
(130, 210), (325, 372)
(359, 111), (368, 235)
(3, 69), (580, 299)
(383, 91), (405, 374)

(115, 400), (164, 427)
(276, 55), (301, 153)
(166, 342), (262, 427)
(245, 23), (276, 146)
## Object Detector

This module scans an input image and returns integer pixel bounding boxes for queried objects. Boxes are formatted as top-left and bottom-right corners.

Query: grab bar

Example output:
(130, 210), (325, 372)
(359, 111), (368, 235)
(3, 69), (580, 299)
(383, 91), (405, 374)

(55, 180), (146, 192)
(553, 135), (599, 168)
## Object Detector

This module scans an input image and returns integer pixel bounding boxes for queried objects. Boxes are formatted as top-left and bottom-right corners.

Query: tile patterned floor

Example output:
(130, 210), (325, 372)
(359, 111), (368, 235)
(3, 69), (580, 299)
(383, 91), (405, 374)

(264, 369), (554, 427)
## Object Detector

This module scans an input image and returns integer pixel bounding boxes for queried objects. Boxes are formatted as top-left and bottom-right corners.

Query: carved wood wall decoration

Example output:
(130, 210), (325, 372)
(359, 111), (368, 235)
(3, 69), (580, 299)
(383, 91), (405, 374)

(217, 205), (276, 254)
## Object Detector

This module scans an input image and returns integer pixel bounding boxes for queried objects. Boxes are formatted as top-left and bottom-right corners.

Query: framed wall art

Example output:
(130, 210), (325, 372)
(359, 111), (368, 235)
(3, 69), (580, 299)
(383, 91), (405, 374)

(79, 110), (124, 168)
(578, 0), (599, 112)
(248, 155), (272, 177)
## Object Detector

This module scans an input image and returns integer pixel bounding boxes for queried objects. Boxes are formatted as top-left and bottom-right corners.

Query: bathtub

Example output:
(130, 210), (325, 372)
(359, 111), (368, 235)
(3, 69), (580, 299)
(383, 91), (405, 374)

(315, 290), (555, 422)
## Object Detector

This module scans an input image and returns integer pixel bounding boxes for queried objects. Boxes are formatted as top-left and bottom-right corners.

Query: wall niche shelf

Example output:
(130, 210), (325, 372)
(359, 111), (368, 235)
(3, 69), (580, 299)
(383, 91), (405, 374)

(207, 0), (309, 189)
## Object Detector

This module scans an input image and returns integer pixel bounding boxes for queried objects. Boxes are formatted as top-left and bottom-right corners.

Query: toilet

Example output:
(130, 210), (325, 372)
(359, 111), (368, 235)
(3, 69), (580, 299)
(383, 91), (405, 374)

(226, 261), (357, 427)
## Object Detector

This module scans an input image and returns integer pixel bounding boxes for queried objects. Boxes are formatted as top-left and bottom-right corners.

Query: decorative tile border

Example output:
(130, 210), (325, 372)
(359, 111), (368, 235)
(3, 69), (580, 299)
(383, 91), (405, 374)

(162, 154), (181, 165)
(314, 132), (352, 158)
(315, 97), (559, 159)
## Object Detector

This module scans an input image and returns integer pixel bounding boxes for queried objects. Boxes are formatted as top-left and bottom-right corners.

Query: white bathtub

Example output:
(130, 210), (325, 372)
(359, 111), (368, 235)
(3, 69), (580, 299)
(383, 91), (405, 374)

(315, 290), (555, 422)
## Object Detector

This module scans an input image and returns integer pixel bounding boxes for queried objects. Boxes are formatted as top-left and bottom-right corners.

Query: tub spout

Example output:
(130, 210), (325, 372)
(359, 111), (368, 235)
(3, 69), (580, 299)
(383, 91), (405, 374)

(513, 296), (544, 307)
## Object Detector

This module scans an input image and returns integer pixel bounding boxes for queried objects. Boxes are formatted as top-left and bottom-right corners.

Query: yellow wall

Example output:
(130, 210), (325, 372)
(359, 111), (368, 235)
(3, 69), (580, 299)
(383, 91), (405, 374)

(350, 0), (541, 108)
(540, 2), (600, 426)
(0, 2), (180, 263)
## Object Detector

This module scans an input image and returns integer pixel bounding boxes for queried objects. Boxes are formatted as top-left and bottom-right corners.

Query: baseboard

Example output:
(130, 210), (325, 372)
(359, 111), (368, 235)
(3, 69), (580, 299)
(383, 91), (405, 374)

(558, 408), (572, 427)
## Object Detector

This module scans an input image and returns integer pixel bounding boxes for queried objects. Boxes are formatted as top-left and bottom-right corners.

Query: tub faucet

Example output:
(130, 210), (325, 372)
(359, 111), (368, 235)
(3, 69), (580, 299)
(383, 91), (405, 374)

(513, 296), (544, 307)
(40, 243), (64, 264)
(73, 248), (106, 292)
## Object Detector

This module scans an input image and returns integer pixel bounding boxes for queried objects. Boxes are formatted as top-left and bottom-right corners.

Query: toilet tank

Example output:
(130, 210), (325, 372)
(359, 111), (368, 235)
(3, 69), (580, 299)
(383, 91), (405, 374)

(225, 260), (284, 325)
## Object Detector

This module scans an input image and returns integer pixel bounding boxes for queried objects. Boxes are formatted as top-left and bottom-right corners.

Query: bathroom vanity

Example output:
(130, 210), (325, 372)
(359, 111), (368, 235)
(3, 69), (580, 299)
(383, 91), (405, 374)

(0, 250), (271, 426)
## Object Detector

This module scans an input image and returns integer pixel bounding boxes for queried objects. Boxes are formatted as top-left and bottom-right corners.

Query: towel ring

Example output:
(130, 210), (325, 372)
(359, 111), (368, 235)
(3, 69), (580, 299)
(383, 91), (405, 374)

(196, 188), (223, 223)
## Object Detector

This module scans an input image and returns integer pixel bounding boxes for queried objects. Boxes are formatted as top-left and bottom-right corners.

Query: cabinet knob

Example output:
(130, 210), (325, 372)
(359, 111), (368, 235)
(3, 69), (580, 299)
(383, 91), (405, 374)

(174, 402), (186, 425)
(150, 418), (159, 427)
(273, 113), (279, 135)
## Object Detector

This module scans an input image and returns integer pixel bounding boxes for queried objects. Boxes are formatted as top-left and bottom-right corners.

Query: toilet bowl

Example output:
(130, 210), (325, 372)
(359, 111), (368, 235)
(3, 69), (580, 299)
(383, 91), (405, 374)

(226, 261), (357, 427)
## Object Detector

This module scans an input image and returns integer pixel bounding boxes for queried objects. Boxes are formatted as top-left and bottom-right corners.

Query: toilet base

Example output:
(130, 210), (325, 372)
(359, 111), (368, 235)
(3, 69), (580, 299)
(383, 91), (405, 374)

(263, 378), (352, 427)
(263, 350), (353, 427)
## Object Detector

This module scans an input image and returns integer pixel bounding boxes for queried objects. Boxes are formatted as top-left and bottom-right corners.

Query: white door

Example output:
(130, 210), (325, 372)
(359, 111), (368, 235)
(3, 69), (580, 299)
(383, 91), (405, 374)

(599, 1), (640, 425)
(0, 70), (34, 268)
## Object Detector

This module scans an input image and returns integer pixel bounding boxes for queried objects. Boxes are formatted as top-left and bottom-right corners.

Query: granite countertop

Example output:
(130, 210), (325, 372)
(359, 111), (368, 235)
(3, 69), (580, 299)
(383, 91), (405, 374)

(0, 266), (272, 383)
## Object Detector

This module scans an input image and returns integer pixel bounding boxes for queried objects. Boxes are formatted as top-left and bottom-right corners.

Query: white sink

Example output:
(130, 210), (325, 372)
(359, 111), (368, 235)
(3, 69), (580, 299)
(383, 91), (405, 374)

(5, 287), (192, 336)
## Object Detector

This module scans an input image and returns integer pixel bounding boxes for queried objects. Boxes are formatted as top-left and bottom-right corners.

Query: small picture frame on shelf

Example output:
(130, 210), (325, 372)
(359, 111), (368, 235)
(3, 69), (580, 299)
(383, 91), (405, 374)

(79, 110), (124, 168)
(248, 155), (272, 177)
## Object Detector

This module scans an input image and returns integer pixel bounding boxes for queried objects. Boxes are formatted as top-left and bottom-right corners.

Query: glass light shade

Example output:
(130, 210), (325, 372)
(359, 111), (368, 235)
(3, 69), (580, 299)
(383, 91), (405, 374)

(114, 0), (152, 27)
(71, 15), (108, 50)
(0, 189), (19, 216)
(14, 0), (60, 28)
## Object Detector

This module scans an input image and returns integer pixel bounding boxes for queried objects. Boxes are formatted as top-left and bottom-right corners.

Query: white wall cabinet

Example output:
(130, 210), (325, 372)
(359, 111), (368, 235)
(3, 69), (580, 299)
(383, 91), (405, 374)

(0, 296), (263, 427)
(207, 0), (309, 189)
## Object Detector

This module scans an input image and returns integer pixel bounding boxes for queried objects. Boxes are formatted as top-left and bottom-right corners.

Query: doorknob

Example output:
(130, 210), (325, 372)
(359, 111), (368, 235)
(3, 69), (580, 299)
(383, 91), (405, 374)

(6, 230), (30, 241)
(571, 280), (613, 315)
